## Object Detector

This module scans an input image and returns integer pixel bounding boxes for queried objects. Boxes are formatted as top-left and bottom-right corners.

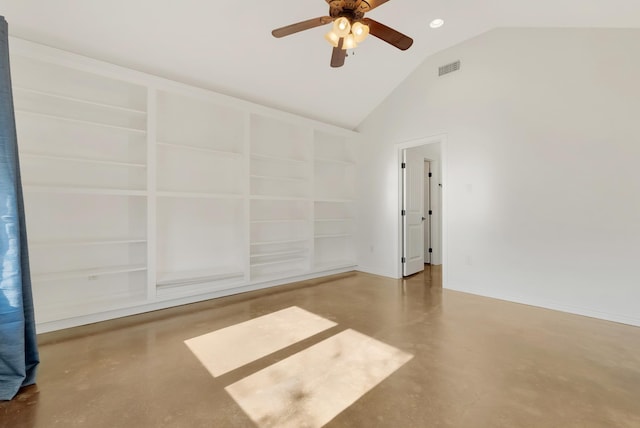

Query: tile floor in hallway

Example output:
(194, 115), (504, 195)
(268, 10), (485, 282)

(2, 266), (640, 427)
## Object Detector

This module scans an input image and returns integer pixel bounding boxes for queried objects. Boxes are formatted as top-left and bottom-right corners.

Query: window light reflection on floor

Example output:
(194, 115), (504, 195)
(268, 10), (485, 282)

(185, 307), (413, 428)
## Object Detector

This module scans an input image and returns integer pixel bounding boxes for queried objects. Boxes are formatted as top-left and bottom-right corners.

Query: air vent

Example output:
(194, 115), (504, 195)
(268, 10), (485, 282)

(438, 60), (460, 76)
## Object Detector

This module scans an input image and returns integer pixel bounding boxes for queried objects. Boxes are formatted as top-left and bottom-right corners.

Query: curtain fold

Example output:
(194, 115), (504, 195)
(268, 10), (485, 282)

(0, 15), (39, 401)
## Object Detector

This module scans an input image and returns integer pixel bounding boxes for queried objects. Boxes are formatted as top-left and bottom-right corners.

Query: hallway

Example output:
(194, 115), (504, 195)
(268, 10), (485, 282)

(2, 267), (639, 427)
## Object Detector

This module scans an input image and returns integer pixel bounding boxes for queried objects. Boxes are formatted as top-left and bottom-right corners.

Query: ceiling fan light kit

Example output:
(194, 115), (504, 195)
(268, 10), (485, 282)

(333, 17), (352, 37)
(272, 0), (413, 68)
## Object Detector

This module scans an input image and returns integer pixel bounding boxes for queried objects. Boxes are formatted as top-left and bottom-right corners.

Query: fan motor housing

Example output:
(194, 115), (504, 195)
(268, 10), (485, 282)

(328, 0), (366, 20)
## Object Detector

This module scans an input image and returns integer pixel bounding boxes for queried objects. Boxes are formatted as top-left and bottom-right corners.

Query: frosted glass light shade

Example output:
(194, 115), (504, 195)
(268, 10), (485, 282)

(342, 34), (357, 50)
(324, 31), (340, 47)
(351, 22), (369, 43)
(333, 17), (351, 37)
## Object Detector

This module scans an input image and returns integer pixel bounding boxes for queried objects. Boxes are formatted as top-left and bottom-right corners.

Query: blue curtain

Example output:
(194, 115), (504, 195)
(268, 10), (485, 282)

(0, 16), (39, 401)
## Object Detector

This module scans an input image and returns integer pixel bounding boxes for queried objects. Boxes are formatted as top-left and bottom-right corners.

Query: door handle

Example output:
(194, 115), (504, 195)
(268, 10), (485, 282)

(421, 217), (426, 221)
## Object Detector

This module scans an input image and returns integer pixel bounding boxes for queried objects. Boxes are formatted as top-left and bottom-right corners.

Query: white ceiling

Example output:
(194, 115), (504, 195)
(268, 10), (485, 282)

(1, 0), (639, 129)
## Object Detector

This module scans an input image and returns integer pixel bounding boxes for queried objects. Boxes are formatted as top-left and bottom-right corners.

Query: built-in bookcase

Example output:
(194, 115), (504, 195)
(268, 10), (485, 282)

(154, 91), (246, 296)
(249, 114), (313, 281)
(10, 37), (359, 332)
(11, 52), (149, 324)
(313, 131), (357, 270)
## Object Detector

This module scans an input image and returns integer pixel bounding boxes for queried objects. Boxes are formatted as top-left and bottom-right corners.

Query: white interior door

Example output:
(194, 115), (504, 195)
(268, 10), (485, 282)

(402, 148), (425, 276)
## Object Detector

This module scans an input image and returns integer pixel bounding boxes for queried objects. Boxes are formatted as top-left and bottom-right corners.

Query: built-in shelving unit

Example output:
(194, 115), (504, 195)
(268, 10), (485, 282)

(313, 131), (357, 270)
(11, 51), (149, 324)
(248, 115), (313, 281)
(155, 91), (246, 296)
(10, 37), (358, 332)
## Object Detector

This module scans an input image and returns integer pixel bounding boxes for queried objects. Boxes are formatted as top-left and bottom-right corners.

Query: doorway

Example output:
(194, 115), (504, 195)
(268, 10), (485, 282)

(398, 136), (445, 279)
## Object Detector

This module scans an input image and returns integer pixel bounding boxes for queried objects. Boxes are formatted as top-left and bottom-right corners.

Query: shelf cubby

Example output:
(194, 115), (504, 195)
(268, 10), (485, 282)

(156, 91), (244, 152)
(10, 55), (147, 111)
(21, 154), (146, 191)
(313, 201), (356, 270)
(156, 197), (245, 290)
(314, 130), (356, 164)
(156, 143), (242, 195)
(32, 271), (148, 324)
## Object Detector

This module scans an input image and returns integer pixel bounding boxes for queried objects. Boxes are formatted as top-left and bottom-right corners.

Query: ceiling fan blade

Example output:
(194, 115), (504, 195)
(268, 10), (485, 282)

(330, 38), (346, 68)
(363, 18), (413, 50)
(360, 0), (391, 12)
(272, 16), (333, 38)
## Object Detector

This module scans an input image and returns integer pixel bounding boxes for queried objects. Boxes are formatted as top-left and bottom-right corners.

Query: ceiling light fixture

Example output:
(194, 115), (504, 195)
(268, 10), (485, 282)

(272, 0), (414, 68)
(351, 21), (370, 43)
(430, 18), (444, 29)
(333, 17), (351, 37)
(325, 18), (369, 51)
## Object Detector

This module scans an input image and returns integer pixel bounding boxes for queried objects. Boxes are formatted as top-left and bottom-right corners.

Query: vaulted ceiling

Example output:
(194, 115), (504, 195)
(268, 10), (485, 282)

(1, 0), (639, 129)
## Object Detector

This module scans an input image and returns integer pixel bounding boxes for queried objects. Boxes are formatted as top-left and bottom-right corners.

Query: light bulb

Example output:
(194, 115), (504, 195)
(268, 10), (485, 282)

(324, 31), (340, 48)
(342, 33), (357, 50)
(430, 19), (444, 29)
(332, 17), (351, 37)
(351, 22), (369, 43)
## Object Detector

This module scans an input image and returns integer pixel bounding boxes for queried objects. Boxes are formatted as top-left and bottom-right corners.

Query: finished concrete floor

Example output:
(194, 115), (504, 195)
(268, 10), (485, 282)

(2, 267), (640, 427)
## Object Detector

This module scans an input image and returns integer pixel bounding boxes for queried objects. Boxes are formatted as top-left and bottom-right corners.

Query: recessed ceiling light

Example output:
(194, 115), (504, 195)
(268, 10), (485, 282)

(430, 19), (444, 29)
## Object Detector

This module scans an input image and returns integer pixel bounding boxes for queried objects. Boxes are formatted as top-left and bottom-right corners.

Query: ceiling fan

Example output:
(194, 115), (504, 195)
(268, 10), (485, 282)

(272, 0), (413, 68)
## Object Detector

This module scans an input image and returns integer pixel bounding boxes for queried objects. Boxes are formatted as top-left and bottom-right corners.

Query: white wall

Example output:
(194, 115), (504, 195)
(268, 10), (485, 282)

(356, 28), (640, 326)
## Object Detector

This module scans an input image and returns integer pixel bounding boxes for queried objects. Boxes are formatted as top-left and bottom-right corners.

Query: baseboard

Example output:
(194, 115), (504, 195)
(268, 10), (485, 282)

(356, 265), (398, 279)
(445, 284), (640, 327)
(36, 266), (356, 334)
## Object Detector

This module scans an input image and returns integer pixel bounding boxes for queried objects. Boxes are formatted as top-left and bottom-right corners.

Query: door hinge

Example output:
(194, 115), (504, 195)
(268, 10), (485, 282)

(401, 162), (406, 169)
(428, 248), (433, 253)
(401, 257), (406, 263)
(401, 209), (406, 216)
(428, 172), (432, 177)
(428, 210), (433, 215)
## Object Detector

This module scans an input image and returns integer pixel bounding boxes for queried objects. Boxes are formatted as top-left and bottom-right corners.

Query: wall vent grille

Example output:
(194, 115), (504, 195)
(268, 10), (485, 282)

(438, 60), (461, 76)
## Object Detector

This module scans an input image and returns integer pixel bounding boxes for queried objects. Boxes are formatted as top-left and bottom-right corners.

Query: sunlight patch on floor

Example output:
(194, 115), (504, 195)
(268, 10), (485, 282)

(225, 329), (412, 428)
(185, 307), (413, 427)
(185, 306), (336, 376)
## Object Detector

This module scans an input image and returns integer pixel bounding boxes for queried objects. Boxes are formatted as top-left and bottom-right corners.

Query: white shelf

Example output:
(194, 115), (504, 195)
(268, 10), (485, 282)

(250, 195), (310, 201)
(250, 219), (308, 224)
(21, 152), (146, 168)
(32, 264), (147, 282)
(157, 141), (242, 158)
(250, 269), (309, 283)
(250, 174), (308, 183)
(315, 234), (353, 239)
(24, 185), (146, 196)
(314, 261), (357, 271)
(251, 153), (308, 164)
(157, 191), (243, 199)
(250, 257), (307, 268)
(314, 198), (355, 203)
(157, 269), (244, 287)
(30, 239), (146, 248)
(251, 249), (307, 258)
(315, 218), (353, 222)
(314, 157), (355, 166)
(15, 110), (146, 135)
(250, 238), (308, 246)
(13, 86), (147, 115)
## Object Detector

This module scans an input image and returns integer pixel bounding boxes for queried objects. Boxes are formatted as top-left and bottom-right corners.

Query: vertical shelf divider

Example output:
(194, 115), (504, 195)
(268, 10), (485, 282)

(146, 87), (158, 300)
(308, 127), (316, 271)
(243, 112), (252, 283)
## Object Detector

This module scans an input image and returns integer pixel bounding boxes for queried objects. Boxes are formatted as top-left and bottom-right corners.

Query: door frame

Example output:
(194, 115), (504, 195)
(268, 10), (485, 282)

(424, 159), (432, 265)
(396, 134), (448, 285)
